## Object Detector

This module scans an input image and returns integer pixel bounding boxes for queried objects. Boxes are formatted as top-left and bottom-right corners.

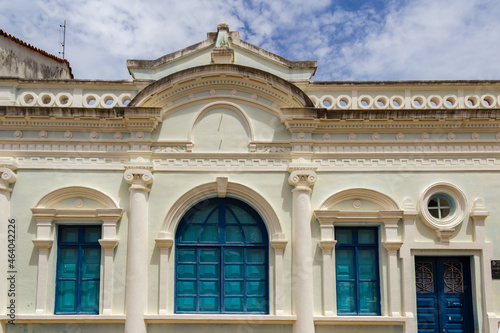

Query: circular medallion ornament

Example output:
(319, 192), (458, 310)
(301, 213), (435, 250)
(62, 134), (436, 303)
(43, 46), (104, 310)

(471, 132), (480, 140)
(447, 132), (456, 140)
(39, 130), (48, 139)
(136, 131), (145, 139)
(114, 132), (123, 140)
(74, 199), (84, 208)
(13, 130), (22, 138)
(353, 200), (363, 209)
(323, 133), (331, 141)
(349, 133), (357, 141)
(372, 133), (380, 141)
(90, 131), (99, 140)
(64, 131), (73, 139)
(421, 132), (430, 140)
(297, 132), (307, 140)
(231, 89), (238, 96)
(396, 133), (405, 141)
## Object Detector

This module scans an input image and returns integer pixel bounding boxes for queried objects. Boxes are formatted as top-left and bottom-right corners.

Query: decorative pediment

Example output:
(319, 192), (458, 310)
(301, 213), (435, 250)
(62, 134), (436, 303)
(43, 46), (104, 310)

(126, 24), (317, 82)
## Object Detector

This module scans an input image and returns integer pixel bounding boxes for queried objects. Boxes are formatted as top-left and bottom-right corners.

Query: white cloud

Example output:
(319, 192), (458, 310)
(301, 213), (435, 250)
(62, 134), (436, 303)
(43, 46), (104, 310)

(1, 0), (500, 81)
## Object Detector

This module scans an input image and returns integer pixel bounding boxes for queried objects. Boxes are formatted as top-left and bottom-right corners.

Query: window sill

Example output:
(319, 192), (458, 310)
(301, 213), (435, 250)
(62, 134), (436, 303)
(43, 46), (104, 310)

(144, 314), (297, 324)
(314, 316), (407, 325)
(0, 315), (126, 323)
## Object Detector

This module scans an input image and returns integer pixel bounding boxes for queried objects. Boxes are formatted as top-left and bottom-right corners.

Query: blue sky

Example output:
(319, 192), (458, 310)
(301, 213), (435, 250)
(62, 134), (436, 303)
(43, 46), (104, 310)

(1, 0), (499, 81)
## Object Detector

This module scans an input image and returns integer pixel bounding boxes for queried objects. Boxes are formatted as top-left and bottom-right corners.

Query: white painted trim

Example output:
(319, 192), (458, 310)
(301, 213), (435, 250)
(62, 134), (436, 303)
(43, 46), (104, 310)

(143, 314), (296, 324)
(156, 178), (286, 316)
(31, 187), (122, 315)
(315, 188), (404, 319)
(319, 188), (400, 211)
(0, 315), (126, 323)
(35, 186), (119, 209)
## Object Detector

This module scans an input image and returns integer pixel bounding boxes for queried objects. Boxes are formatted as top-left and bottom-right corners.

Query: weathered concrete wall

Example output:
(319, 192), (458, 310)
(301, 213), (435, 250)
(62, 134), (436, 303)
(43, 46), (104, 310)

(0, 37), (72, 79)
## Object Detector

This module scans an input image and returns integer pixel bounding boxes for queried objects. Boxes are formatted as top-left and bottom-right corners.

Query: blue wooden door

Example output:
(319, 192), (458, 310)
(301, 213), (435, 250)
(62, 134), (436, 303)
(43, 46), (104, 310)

(415, 257), (473, 333)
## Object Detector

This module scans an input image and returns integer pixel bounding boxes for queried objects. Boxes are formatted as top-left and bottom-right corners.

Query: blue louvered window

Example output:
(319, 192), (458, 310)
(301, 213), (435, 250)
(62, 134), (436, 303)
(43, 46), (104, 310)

(335, 227), (380, 315)
(55, 225), (101, 314)
(175, 198), (268, 313)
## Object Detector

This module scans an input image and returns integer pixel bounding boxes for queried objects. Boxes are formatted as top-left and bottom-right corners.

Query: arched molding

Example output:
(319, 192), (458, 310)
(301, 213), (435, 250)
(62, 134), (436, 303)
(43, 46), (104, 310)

(314, 188), (403, 318)
(157, 179), (284, 242)
(319, 188), (400, 211)
(34, 186), (119, 209)
(188, 101), (255, 143)
(129, 64), (314, 109)
(31, 186), (122, 315)
(155, 178), (287, 315)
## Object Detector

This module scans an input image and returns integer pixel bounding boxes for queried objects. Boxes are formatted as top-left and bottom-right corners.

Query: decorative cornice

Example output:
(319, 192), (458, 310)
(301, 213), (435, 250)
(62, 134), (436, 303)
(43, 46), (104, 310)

(98, 239), (119, 249)
(32, 239), (53, 249)
(155, 238), (174, 249)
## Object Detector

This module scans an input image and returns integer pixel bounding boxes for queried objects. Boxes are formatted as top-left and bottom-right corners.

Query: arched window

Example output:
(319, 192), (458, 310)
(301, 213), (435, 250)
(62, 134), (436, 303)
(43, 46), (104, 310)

(175, 198), (269, 314)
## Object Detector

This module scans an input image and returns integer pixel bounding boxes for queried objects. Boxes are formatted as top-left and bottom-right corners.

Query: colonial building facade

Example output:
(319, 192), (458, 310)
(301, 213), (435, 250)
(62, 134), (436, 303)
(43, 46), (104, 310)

(0, 24), (499, 333)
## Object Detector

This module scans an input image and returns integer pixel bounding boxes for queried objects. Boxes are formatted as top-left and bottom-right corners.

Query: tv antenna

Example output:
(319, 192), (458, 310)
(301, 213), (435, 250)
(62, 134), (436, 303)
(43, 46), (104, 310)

(59, 20), (66, 59)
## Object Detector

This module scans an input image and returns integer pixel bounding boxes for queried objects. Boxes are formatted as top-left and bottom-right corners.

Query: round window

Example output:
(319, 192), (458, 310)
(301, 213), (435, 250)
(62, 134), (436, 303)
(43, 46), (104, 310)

(427, 193), (455, 219)
(418, 182), (467, 231)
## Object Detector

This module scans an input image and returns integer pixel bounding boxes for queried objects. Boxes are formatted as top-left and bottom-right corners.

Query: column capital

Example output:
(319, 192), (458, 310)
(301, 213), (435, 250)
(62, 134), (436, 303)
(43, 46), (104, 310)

(0, 165), (18, 192)
(288, 170), (317, 189)
(124, 166), (153, 190)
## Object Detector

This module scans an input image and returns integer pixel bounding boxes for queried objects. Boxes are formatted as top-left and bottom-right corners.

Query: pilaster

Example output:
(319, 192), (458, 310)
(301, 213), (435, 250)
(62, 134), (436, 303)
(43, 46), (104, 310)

(0, 160), (16, 319)
(288, 164), (317, 333)
(124, 164), (153, 333)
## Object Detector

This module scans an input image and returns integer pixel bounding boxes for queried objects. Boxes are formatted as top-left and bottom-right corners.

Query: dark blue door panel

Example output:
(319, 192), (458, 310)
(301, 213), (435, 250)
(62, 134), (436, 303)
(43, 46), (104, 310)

(415, 257), (473, 333)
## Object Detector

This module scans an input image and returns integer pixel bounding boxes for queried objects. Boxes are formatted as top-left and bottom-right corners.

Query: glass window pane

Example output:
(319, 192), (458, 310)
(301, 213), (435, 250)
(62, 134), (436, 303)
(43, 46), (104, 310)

(225, 281), (244, 295)
(336, 229), (353, 244)
(200, 249), (218, 262)
(200, 264), (218, 279)
(178, 264), (196, 279)
(229, 205), (257, 225)
(224, 264), (243, 279)
(242, 226), (263, 243)
(358, 229), (376, 244)
(81, 281), (99, 313)
(247, 297), (266, 312)
(82, 248), (100, 279)
(359, 282), (379, 313)
(247, 249), (265, 263)
(225, 248), (243, 263)
(58, 248), (78, 279)
(56, 280), (76, 312)
(246, 265), (265, 279)
(200, 225), (218, 242)
(200, 281), (218, 295)
(60, 227), (78, 243)
(359, 249), (377, 280)
(337, 281), (356, 313)
(336, 249), (354, 279)
(178, 281), (197, 295)
(177, 297), (196, 311)
(247, 281), (266, 296)
(181, 225), (202, 242)
(226, 226), (244, 242)
(224, 297), (244, 311)
(187, 204), (217, 224)
(178, 249), (196, 262)
(199, 297), (218, 311)
(225, 210), (238, 224)
(83, 227), (101, 243)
